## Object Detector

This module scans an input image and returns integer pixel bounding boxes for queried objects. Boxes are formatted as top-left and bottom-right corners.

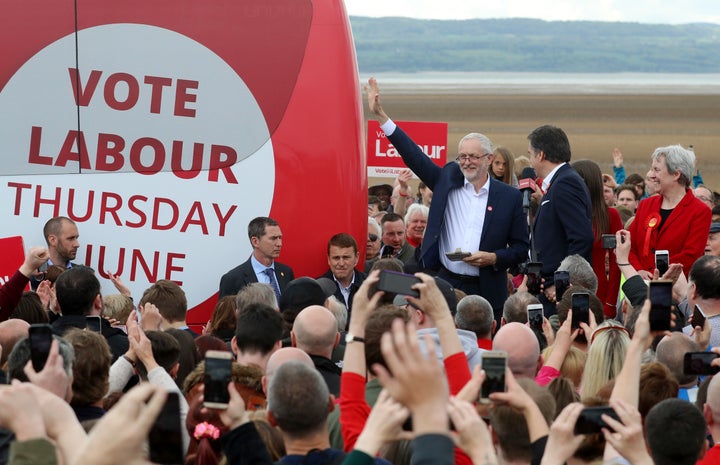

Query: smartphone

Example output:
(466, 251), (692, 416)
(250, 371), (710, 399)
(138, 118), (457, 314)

(380, 245), (395, 259)
(149, 392), (184, 465)
(525, 262), (543, 295)
(480, 351), (507, 403)
(655, 250), (669, 276)
(377, 270), (421, 298)
(684, 352), (720, 376)
(204, 350), (233, 409)
(571, 292), (590, 329)
(554, 270), (570, 301)
(29, 324), (53, 372)
(528, 304), (544, 331)
(648, 280), (673, 331)
(85, 315), (102, 333)
(445, 249), (471, 261)
(601, 234), (616, 249)
(574, 406), (620, 435)
(691, 305), (706, 329)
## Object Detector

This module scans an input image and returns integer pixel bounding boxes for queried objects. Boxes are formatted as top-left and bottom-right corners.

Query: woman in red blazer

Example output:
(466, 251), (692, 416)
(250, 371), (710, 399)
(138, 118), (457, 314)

(628, 145), (711, 278)
(573, 160), (623, 318)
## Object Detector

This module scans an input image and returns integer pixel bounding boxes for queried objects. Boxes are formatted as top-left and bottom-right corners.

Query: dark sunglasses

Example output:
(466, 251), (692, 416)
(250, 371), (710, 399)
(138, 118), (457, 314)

(368, 234), (378, 242)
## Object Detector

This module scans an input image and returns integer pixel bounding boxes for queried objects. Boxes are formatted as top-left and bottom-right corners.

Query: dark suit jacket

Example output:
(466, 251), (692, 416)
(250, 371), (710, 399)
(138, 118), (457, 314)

(319, 269), (367, 315)
(533, 163), (594, 283)
(387, 125), (529, 311)
(219, 257), (294, 298)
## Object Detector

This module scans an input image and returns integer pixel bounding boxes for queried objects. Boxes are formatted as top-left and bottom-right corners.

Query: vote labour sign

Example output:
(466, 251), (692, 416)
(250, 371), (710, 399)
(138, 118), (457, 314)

(366, 120), (449, 178)
(0, 0), (366, 325)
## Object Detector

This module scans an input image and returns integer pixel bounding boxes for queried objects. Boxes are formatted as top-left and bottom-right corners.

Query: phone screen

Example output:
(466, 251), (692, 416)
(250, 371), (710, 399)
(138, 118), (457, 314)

(528, 305), (544, 331)
(526, 262), (543, 295)
(574, 406), (619, 435)
(85, 316), (102, 333)
(648, 281), (672, 331)
(655, 251), (669, 276)
(691, 305), (706, 329)
(377, 270), (421, 298)
(204, 352), (232, 408)
(684, 352), (720, 376)
(554, 270), (570, 301)
(601, 234), (616, 249)
(571, 293), (590, 329)
(29, 324), (53, 372)
(149, 392), (184, 465)
(380, 245), (395, 259)
(480, 352), (507, 401)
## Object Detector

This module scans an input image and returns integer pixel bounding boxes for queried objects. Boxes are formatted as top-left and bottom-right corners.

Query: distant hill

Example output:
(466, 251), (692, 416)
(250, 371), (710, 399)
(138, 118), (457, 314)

(349, 17), (720, 73)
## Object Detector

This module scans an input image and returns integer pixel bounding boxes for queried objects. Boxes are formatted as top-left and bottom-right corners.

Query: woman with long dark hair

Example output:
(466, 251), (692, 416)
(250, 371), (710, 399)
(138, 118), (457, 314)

(572, 160), (623, 318)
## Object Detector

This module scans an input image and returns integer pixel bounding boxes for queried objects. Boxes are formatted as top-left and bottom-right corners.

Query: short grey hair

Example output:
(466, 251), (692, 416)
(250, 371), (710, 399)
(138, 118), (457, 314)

(404, 203), (429, 226)
(458, 132), (493, 156)
(267, 361), (330, 436)
(651, 145), (695, 188)
(236, 283), (278, 313)
(502, 291), (540, 324)
(326, 295), (348, 332)
(368, 217), (381, 237)
(557, 255), (598, 293)
(455, 295), (494, 338)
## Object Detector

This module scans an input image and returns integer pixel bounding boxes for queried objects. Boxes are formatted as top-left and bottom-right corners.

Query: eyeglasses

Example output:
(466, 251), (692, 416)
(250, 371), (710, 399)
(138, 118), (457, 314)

(368, 234), (378, 242)
(455, 153), (490, 163)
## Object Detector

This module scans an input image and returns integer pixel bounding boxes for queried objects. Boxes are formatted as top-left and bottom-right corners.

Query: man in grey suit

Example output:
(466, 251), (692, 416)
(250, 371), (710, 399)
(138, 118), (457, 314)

(219, 216), (295, 298)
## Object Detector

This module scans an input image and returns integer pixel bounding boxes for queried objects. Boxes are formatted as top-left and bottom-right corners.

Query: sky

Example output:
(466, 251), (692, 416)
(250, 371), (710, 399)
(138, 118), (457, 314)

(343, 0), (720, 25)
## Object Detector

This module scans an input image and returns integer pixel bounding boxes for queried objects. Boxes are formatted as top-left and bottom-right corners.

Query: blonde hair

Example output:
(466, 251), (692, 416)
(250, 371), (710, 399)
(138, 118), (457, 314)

(514, 155), (531, 178)
(542, 344), (587, 388)
(580, 320), (630, 401)
(102, 294), (134, 324)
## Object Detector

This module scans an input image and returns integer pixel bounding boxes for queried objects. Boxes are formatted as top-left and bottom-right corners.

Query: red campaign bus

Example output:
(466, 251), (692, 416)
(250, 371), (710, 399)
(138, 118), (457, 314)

(0, 0), (366, 328)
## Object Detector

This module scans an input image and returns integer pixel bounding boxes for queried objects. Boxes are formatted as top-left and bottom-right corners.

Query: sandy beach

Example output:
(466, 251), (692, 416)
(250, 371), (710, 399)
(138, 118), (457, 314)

(366, 92), (720, 191)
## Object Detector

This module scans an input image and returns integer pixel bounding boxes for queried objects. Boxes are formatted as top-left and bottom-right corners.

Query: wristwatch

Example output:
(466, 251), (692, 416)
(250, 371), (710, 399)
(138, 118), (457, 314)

(345, 333), (365, 344)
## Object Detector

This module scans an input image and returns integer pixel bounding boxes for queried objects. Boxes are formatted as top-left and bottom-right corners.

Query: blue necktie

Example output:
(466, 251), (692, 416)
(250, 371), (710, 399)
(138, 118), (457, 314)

(264, 268), (281, 301)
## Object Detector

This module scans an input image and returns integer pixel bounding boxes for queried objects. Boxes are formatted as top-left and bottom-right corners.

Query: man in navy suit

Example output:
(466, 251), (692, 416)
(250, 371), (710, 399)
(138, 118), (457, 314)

(366, 78), (529, 321)
(527, 125), (593, 311)
(219, 216), (295, 299)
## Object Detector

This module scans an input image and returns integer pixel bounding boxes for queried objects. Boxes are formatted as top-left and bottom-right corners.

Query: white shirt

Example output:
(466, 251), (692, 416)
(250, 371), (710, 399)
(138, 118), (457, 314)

(381, 117), (489, 276)
(542, 162), (567, 193)
(440, 176), (490, 276)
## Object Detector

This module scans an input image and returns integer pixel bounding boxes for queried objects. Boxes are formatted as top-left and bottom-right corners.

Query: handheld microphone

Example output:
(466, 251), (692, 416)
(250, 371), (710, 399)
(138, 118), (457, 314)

(518, 167), (537, 211)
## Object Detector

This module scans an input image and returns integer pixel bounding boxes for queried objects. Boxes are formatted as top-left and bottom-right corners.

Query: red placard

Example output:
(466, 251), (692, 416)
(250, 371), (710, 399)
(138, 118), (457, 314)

(0, 236), (26, 288)
(367, 120), (448, 178)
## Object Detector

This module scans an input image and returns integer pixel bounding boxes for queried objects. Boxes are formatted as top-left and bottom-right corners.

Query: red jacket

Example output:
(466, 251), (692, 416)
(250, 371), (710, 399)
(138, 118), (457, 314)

(628, 190), (711, 275)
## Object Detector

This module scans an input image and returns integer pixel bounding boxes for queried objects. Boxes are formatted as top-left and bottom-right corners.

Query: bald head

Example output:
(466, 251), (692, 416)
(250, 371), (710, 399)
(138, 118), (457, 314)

(706, 375), (720, 427)
(492, 322), (541, 378)
(262, 347), (314, 395)
(656, 333), (698, 387)
(0, 319), (30, 365)
(291, 305), (339, 358)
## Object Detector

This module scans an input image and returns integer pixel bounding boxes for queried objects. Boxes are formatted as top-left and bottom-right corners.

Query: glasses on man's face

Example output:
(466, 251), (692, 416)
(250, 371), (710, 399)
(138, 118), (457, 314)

(455, 153), (490, 163)
(368, 234), (378, 242)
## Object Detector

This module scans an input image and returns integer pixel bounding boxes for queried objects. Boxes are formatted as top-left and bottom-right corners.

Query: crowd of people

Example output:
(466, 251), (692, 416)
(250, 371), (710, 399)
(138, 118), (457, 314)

(1, 77), (720, 465)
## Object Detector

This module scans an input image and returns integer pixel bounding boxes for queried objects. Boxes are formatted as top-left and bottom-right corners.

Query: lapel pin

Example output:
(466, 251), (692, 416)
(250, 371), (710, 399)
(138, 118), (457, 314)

(487, 206), (493, 211)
